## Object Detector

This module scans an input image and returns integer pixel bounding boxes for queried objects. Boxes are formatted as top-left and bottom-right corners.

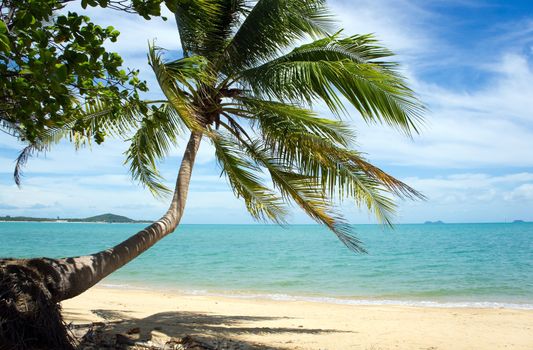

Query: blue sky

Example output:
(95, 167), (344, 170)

(1, 0), (533, 223)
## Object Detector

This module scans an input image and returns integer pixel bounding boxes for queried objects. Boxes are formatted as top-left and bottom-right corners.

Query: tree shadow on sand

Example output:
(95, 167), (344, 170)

(67, 308), (352, 349)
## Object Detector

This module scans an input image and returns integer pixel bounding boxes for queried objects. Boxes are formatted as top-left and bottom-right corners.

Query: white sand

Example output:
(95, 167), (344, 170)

(62, 286), (533, 349)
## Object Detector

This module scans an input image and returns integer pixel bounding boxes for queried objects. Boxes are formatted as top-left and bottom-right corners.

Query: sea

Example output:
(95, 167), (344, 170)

(1, 222), (532, 309)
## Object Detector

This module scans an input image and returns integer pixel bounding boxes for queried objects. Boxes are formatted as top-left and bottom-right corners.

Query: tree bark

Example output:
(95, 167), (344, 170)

(51, 131), (203, 301)
(0, 132), (203, 349)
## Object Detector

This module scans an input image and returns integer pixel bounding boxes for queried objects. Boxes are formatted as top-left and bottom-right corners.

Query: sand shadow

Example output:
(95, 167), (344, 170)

(71, 308), (350, 349)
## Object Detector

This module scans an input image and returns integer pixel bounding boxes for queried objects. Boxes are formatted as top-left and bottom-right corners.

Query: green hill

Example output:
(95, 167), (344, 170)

(76, 213), (135, 223)
(0, 213), (146, 223)
(0, 215), (53, 222)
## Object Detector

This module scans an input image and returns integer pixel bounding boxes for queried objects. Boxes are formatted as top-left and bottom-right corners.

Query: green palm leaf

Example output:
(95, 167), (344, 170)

(239, 34), (423, 134)
(219, 0), (334, 72)
(13, 143), (46, 187)
(172, 0), (249, 58)
(12, 98), (150, 185)
(245, 141), (365, 252)
(237, 97), (354, 146)
(125, 104), (187, 197)
(234, 97), (423, 225)
(148, 44), (204, 131)
(210, 132), (288, 223)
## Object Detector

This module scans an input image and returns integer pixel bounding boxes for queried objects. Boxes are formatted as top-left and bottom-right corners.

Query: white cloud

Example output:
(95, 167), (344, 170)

(504, 183), (533, 201)
(300, 2), (531, 170)
(0, 171), (261, 223)
(424, 54), (533, 123)
(2, 0), (533, 224)
(342, 52), (533, 168)
(394, 172), (533, 223)
(331, 0), (435, 56)
(2, 169), (533, 224)
(407, 173), (533, 195)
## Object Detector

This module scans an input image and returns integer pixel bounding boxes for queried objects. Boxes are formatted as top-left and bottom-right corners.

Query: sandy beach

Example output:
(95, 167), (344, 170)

(62, 286), (533, 350)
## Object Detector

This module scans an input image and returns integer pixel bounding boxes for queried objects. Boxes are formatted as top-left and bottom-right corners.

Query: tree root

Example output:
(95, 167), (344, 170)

(0, 259), (74, 350)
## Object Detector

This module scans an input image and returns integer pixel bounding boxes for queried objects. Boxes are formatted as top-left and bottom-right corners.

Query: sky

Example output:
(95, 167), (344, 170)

(1, 0), (533, 224)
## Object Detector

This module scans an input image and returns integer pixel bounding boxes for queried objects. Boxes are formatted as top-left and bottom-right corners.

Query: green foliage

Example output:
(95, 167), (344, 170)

(80, 0), (166, 19)
(24, 0), (426, 252)
(220, 0), (333, 72)
(212, 134), (287, 223)
(0, 0), (153, 143)
(0, 19), (10, 52)
(148, 44), (206, 131)
(239, 33), (424, 134)
(125, 102), (186, 197)
(172, 0), (249, 58)
(0, 213), (144, 222)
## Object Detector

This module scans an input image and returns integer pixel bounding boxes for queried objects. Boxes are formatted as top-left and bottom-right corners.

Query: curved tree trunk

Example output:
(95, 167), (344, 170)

(52, 131), (202, 301)
(0, 132), (202, 349)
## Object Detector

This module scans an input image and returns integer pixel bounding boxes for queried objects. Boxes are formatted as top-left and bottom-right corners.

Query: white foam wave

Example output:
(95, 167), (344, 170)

(97, 283), (533, 310)
(99, 283), (151, 291)
(185, 291), (533, 310)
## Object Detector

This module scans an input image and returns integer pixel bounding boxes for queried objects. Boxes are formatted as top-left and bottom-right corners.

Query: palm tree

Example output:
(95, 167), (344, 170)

(0, 0), (424, 348)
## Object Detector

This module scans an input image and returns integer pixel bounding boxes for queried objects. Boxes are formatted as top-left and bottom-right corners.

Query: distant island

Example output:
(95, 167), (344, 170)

(0, 213), (150, 223)
(424, 220), (445, 225)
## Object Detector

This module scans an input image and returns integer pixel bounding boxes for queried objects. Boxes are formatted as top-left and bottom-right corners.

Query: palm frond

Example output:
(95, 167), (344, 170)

(124, 105), (187, 197)
(204, 0), (250, 58)
(220, 0), (335, 73)
(279, 134), (422, 224)
(171, 0), (220, 57)
(209, 132), (288, 223)
(12, 98), (142, 185)
(239, 34), (424, 135)
(244, 140), (365, 253)
(0, 120), (21, 138)
(172, 0), (248, 58)
(148, 44), (204, 131)
(256, 32), (399, 67)
(237, 97), (354, 146)
(69, 99), (145, 147)
(13, 143), (48, 187)
(234, 98), (423, 225)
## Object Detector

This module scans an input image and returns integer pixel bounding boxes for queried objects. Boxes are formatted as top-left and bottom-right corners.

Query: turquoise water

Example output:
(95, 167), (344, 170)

(1, 222), (532, 308)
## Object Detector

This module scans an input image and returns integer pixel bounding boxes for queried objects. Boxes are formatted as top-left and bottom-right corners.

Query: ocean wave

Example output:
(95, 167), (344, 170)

(99, 283), (151, 290)
(97, 283), (533, 310)
(205, 292), (533, 310)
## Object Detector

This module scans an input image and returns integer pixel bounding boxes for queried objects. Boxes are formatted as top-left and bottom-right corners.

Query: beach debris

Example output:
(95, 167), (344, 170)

(74, 322), (272, 350)
(116, 332), (138, 346)
(77, 322), (116, 348)
(128, 327), (142, 334)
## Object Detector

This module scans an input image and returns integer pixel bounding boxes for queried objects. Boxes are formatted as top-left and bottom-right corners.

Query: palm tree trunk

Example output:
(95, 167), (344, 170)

(53, 131), (203, 301)
(0, 132), (202, 349)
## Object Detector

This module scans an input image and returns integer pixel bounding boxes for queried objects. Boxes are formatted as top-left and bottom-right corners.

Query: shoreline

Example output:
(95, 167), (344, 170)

(62, 285), (533, 350)
(2, 221), (532, 225)
(0, 220), (151, 224)
(98, 282), (533, 311)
